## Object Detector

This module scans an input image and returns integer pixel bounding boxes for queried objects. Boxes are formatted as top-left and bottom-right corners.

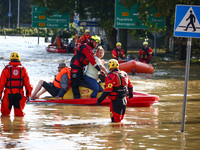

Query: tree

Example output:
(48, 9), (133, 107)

(120, 0), (200, 59)
(0, 0), (32, 28)
(31, 0), (117, 50)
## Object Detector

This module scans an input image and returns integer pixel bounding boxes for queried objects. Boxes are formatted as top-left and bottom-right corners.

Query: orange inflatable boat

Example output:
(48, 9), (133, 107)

(119, 60), (154, 74)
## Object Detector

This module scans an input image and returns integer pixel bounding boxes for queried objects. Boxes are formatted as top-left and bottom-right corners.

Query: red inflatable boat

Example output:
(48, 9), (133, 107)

(119, 60), (154, 74)
(29, 91), (159, 107)
(46, 44), (76, 53)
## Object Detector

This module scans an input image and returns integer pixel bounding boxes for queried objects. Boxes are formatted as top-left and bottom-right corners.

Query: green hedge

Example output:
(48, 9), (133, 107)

(0, 27), (54, 37)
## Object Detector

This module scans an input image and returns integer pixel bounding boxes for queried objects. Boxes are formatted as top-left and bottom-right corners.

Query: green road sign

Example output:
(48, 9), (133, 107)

(32, 6), (69, 28)
(115, 0), (165, 29)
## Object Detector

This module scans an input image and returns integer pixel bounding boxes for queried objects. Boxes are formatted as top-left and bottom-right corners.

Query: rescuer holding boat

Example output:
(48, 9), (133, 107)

(139, 41), (153, 64)
(0, 52), (33, 117)
(112, 42), (126, 63)
(70, 35), (102, 99)
(96, 59), (133, 123)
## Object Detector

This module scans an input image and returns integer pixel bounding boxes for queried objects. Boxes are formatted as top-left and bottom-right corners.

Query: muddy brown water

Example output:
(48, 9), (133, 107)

(0, 36), (200, 149)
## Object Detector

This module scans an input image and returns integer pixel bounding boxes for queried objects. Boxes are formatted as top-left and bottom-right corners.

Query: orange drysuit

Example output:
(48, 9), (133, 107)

(0, 61), (32, 116)
(78, 34), (91, 45)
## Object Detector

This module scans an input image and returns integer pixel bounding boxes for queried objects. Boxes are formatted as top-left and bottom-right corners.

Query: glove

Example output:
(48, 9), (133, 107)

(96, 99), (101, 105)
(129, 93), (133, 99)
(95, 65), (101, 71)
(128, 87), (133, 98)
(26, 97), (30, 102)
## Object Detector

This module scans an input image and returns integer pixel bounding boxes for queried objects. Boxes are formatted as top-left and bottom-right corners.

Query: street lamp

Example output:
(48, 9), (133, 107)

(17, 0), (20, 27)
(8, 0), (12, 28)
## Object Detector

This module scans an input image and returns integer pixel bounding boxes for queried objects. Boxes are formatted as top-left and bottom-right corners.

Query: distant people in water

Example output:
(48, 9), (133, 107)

(139, 41), (152, 64)
(112, 42), (126, 63)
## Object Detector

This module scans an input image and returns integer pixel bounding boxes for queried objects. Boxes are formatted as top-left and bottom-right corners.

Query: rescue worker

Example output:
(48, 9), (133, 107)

(96, 59), (133, 123)
(139, 41), (153, 64)
(78, 29), (91, 46)
(70, 35), (101, 99)
(112, 42), (126, 63)
(0, 52), (33, 117)
(74, 34), (79, 48)
(31, 63), (71, 100)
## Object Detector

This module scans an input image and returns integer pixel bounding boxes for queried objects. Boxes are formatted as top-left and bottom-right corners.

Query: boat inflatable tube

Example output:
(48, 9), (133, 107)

(119, 60), (154, 74)
(29, 82), (159, 107)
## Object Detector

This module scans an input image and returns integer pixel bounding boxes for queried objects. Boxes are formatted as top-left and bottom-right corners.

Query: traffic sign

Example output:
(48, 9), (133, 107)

(32, 6), (69, 28)
(77, 21), (98, 27)
(115, 0), (165, 29)
(174, 5), (200, 38)
(8, 12), (12, 17)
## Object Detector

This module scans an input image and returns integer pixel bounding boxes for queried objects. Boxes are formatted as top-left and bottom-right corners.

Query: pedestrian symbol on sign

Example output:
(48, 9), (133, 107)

(184, 10), (196, 32)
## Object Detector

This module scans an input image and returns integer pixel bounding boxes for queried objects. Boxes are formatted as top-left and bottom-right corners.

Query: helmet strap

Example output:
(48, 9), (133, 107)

(11, 59), (20, 62)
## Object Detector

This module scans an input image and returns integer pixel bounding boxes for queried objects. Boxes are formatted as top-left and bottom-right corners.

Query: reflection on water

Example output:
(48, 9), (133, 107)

(0, 36), (200, 149)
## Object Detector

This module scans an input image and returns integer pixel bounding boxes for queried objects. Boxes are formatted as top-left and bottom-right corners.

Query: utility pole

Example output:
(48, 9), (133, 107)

(17, 0), (20, 27)
(8, 0), (11, 28)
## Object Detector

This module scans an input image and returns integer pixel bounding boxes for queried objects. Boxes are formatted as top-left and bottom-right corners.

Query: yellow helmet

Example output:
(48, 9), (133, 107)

(85, 29), (90, 33)
(91, 35), (101, 43)
(108, 59), (119, 70)
(143, 41), (148, 45)
(10, 52), (20, 61)
(116, 42), (122, 47)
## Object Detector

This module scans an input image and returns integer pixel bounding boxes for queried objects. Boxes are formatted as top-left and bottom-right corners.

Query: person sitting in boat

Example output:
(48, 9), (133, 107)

(96, 59), (133, 123)
(84, 46), (108, 98)
(127, 54), (137, 61)
(78, 29), (91, 47)
(31, 63), (71, 100)
(139, 41), (153, 64)
(70, 35), (102, 99)
(53, 35), (67, 49)
(112, 42), (126, 63)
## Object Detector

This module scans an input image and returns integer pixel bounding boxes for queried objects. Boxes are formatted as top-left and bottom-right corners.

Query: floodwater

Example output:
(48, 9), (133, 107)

(0, 36), (200, 149)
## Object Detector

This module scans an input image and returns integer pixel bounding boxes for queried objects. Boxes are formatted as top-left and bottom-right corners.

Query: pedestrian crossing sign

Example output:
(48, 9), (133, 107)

(174, 5), (200, 38)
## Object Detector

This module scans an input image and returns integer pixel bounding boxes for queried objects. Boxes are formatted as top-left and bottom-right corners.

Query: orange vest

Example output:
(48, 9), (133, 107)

(56, 37), (61, 48)
(53, 67), (71, 89)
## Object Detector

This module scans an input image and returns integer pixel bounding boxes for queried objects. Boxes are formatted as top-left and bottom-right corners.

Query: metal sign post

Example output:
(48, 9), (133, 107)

(174, 5), (200, 132)
(37, 28), (39, 45)
(154, 31), (157, 57)
(181, 38), (192, 132)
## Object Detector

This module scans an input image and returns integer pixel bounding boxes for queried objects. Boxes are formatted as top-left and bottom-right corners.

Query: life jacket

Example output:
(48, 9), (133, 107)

(115, 48), (125, 59)
(56, 37), (61, 48)
(53, 67), (71, 89)
(109, 70), (128, 99)
(81, 35), (91, 44)
(74, 36), (79, 46)
(70, 44), (93, 69)
(140, 47), (151, 59)
(5, 65), (24, 90)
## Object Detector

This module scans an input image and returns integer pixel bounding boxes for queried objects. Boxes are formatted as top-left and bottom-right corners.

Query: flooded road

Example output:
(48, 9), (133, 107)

(0, 36), (200, 149)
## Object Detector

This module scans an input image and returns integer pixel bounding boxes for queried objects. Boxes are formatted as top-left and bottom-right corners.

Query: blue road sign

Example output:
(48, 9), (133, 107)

(74, 20), (79, 27)
(8, 12), (12, 17)
(77, 21), (98, 27)
(174, 5), (200, 38)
